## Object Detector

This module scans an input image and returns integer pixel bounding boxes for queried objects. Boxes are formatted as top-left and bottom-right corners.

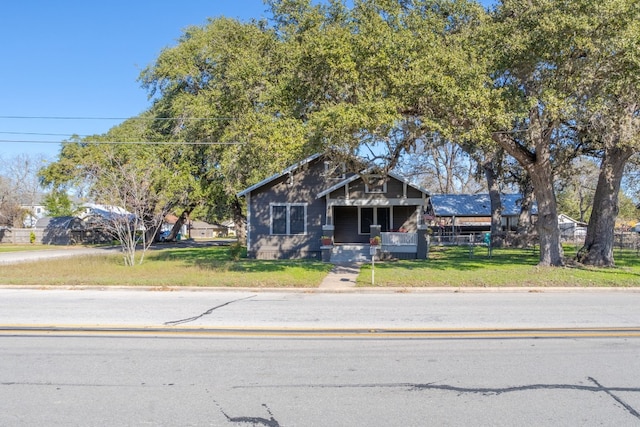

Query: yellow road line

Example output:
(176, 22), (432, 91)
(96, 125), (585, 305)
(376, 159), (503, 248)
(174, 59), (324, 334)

(2, 325), (640, 339)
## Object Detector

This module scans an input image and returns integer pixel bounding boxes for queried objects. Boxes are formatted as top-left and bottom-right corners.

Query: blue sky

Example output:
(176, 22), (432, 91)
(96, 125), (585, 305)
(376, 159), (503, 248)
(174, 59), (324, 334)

(0, 0), (270, 160)
(0, 0), (493, 162)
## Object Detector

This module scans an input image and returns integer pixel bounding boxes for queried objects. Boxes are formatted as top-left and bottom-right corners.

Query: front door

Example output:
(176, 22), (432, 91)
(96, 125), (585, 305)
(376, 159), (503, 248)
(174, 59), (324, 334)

(333, 206), (392, 243)
(334, 206), (367, 243)
(376, 207), (391, 232)
(360, 207), (391, 233)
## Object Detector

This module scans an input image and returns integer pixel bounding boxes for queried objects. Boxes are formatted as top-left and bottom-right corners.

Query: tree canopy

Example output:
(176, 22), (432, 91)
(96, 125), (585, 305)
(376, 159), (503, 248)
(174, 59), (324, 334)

(40, 0), (640, 267)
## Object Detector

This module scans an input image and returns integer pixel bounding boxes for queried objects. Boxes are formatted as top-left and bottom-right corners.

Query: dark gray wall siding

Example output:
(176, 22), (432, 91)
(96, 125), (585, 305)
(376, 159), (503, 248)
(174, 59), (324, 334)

(347, 176), (412, 200)
(248, 160), (327, 258)
(406, 186), (423, 198)
(393, 206), (417, 231)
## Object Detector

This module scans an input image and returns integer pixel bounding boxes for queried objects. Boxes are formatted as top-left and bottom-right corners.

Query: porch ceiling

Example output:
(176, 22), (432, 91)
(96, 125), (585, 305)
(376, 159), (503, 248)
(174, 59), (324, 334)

(326, 198), (426, 206)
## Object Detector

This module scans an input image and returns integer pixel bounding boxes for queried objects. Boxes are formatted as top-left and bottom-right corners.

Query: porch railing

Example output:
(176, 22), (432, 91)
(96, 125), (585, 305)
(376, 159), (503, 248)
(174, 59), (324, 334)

(381, 232), (417, 246)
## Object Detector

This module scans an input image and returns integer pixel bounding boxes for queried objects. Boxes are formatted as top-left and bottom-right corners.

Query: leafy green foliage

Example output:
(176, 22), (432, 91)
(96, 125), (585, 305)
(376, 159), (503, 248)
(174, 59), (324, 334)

(43, 190), (76, 217)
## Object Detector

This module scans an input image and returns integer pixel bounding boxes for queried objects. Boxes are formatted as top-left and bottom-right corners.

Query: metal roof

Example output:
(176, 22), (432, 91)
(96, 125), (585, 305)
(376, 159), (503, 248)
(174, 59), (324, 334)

(430, 194), (537, 216)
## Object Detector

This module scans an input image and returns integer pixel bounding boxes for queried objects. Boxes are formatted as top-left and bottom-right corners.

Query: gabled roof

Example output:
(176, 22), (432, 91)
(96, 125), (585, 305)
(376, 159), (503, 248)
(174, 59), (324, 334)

(35, 216), (85, 230)
(430, 194), (537, 216)
(237, 153), (322, 197)
(316, 170), (429, 198)
(558, 213), (587, 226)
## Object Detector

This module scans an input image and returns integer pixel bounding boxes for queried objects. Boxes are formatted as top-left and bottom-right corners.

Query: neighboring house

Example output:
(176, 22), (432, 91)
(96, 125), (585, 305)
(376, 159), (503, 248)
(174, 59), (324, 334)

(426, 194), (538, 233)
(220, 219), (236, 237)
(238, 153), (431, 261)
(20, 197), (47, 228)
(189, 220), (219, 239)
(161, 214), (188, 238)
(35, 216), (83, 245)
(80, 203), (132, 222)
(558, 213), (587, 239)
(35, 215), (112, 245)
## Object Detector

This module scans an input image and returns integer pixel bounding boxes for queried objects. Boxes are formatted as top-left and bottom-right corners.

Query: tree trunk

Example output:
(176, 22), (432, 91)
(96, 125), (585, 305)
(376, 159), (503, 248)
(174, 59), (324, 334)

(232, 196), (246, 243)
(529, 170), (564, 266)
(578, 146), (634, 267)
(168, 207), (194, 241)
(483, 157), (504, 248)
(492, 110), (564, 266)
(516, 178), (535, 238)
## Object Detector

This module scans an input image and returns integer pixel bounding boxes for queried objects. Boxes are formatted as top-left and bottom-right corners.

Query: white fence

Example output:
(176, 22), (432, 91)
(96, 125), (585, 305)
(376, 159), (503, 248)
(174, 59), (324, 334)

(381, 232), (417, 246)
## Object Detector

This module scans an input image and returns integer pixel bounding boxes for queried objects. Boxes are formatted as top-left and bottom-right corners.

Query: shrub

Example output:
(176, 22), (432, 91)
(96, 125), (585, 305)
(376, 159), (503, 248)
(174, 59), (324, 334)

(228, 242), (244, 261)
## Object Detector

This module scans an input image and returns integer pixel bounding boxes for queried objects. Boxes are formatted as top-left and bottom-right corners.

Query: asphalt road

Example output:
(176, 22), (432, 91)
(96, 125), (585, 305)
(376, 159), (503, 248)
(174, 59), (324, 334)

(2, 289), (640, 425)
(2, 288), (640, 329)
(2, 333), (640, 426)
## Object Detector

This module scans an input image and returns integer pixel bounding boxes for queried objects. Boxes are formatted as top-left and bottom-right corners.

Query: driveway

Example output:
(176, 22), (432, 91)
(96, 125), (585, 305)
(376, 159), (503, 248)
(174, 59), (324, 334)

(0, 240), (234, 265)
(0, 246), (120, 265)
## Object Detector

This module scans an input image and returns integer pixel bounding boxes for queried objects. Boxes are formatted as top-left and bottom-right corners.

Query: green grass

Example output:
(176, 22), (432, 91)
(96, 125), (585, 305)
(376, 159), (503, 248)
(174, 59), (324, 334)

(358, 245), (640, 287)
(3, 244), (640, 288)
(0, 245), (333, 288)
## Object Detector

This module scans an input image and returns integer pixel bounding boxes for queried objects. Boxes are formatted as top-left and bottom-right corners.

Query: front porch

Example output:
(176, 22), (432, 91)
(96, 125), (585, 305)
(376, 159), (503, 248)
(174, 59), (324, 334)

(323, 231), (426, 263)
(320, 202), (429, 262)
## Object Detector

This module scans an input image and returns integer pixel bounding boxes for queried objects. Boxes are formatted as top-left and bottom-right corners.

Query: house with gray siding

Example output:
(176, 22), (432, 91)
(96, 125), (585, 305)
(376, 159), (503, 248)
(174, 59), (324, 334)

(238, 154), (430, 262)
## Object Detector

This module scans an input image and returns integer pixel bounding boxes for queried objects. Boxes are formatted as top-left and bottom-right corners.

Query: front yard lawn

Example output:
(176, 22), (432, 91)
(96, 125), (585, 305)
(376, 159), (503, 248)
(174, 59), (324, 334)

(0, 246), (333, 288)
(2, 244), (640, 288)
(357, 246), (640, 287)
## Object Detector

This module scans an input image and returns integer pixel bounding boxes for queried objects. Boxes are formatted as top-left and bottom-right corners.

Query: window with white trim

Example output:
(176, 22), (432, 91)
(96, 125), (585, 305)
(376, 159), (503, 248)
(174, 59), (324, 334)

(365, 175), (387, 193)
(270, 203), (307, 235)
(359, 206), (392, 234)
(324, 161), (346, 180)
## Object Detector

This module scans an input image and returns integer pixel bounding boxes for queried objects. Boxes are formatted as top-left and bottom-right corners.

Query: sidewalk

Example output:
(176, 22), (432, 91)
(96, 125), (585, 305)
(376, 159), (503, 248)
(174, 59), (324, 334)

(318, 263), (361, 289)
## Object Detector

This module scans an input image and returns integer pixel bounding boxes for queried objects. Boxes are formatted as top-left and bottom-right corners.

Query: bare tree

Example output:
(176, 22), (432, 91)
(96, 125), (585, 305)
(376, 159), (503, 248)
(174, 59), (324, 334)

(0, 154), (45, 227)
(397, 139), (486, 194)
(0, 175), (21, 227)
(87, 150), (170, 266)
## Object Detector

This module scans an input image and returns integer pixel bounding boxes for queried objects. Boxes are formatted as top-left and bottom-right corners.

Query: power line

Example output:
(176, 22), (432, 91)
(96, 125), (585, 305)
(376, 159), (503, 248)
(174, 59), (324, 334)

(0, 140), (244, 145)
(0, 115), (236, 121)
(0, 131), (91, 137)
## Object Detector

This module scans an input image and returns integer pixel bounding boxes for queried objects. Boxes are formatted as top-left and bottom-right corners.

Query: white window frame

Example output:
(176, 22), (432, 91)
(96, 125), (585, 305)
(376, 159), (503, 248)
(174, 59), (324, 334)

(270, 203), (308, 235)
(365, 175), (387, 193)
(358, 206), (393, 235)
(324, 161), (346, 180)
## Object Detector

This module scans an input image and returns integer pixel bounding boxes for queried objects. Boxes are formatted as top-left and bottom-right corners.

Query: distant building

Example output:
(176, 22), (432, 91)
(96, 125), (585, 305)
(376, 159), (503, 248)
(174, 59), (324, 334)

(20, 195), (46, 228)
(558, 214), (587, 239)
(426, 194), (538, 232)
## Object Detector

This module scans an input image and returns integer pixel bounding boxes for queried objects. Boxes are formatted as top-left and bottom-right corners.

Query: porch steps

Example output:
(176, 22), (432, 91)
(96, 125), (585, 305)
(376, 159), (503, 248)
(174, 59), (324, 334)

(331, 244), (371, 263)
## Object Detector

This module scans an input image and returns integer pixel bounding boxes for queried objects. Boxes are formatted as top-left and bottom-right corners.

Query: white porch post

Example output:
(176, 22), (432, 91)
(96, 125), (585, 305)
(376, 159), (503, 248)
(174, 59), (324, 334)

(325, 196), (333, 226)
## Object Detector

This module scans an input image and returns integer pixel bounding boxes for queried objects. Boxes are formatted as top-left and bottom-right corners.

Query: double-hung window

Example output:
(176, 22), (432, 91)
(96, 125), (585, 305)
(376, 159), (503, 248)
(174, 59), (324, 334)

(271, 203), (307, 235)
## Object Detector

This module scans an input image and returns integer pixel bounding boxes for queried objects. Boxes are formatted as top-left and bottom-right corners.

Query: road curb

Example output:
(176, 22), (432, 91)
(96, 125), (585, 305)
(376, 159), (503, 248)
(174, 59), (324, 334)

(1, 284), (640, 293)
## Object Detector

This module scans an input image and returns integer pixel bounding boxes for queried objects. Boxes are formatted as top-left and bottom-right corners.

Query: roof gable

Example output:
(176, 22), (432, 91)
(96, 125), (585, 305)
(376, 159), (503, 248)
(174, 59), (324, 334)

(237, 153), (322, 197)
(317, 171), (429, 198)
(237, 153), (430, 199)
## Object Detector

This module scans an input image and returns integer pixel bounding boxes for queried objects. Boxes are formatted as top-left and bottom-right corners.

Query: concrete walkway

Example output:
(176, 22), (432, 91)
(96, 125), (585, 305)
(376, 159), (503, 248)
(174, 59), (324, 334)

(318, 263), (361, 289)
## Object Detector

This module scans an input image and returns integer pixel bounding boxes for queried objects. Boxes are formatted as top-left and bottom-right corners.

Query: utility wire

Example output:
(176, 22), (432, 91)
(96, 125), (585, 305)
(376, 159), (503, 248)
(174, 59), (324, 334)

(0, 140), (244, 145)
(0, 131), (91, 137)
(0, 115), (235, 121)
